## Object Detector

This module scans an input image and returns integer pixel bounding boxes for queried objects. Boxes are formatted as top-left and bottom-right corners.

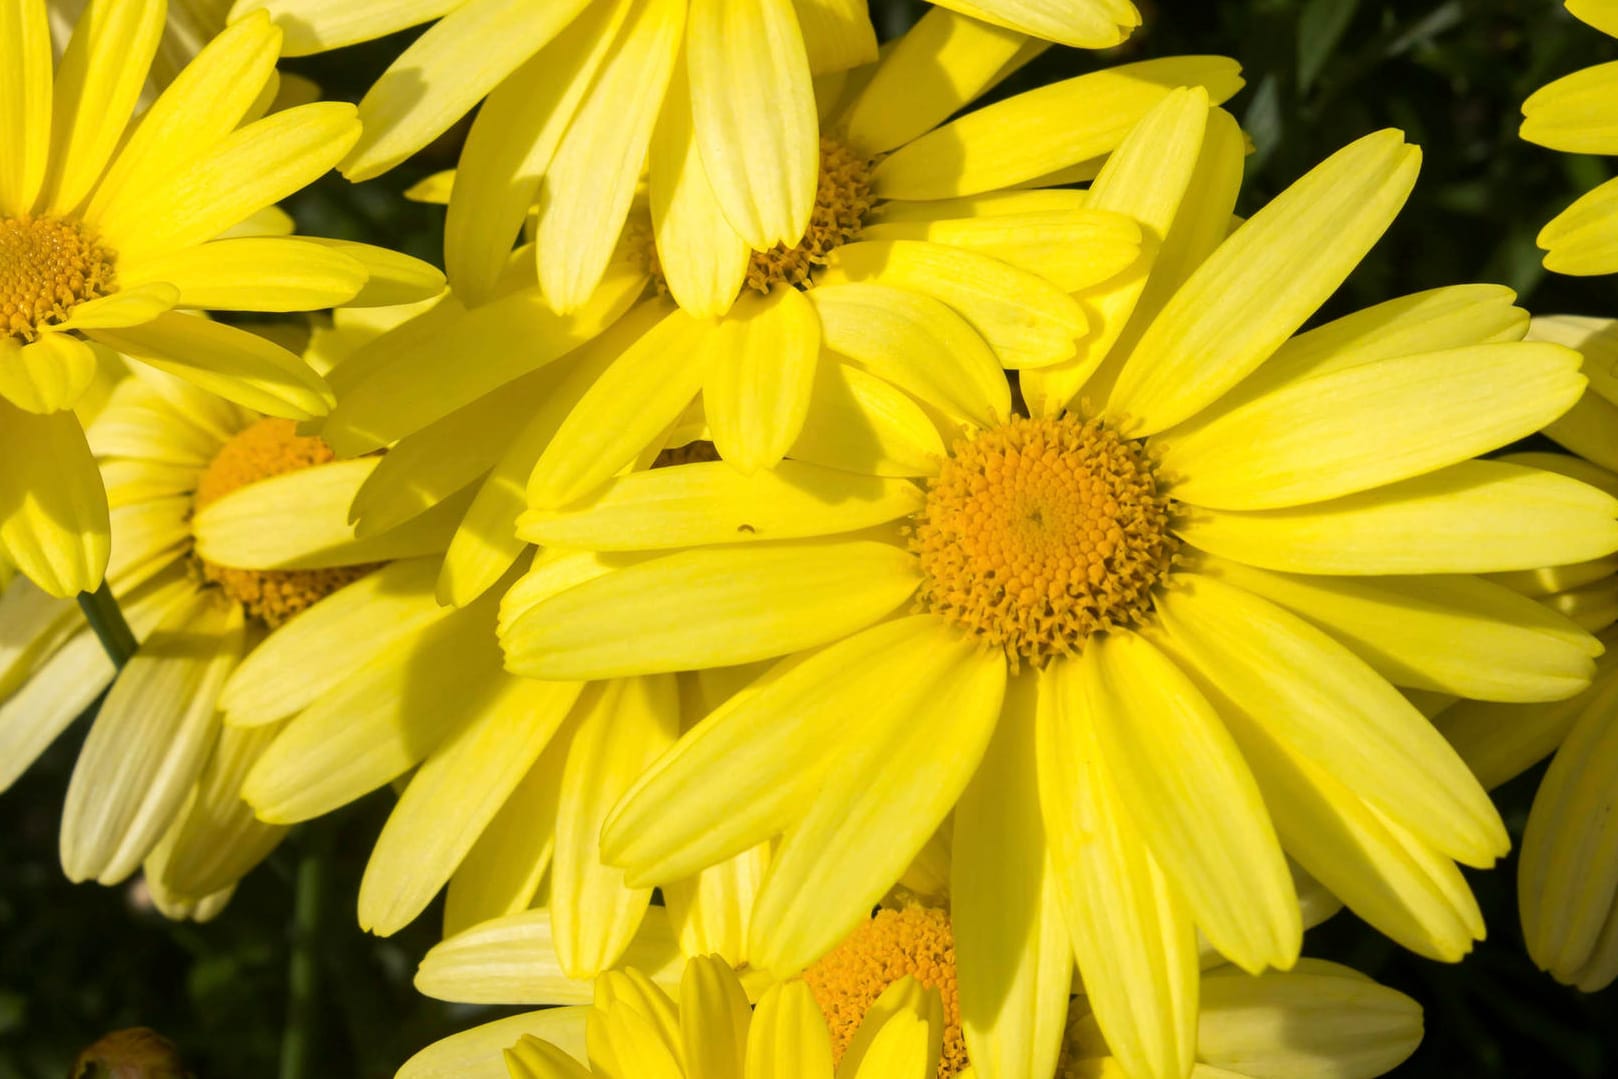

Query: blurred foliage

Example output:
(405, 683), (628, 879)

(5, 1), (1618, 1076)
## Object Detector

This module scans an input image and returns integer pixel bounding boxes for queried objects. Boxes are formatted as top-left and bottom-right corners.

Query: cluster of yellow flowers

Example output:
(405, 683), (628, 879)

(2, 0), (1617, 1076)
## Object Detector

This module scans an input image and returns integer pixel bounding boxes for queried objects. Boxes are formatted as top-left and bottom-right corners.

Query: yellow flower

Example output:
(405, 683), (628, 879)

(400, 907), (1421, 1079)
(0, 362), (436, 916)
(1437, 314), (1618, 992)
(317, 27), (1240, 549)
(498, 103), (1618, 1079)
(0, 0), (443, 598)
(1520, 0), (1618, 274)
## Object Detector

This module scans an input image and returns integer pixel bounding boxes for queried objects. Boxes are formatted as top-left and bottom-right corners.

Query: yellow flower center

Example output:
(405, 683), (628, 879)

(192, 419), (375, 628)
(910, 414), (1177, 669)
(745, 136), (872, 292)
(803, 905), (969, 1078)
(0, 214), (116, 342)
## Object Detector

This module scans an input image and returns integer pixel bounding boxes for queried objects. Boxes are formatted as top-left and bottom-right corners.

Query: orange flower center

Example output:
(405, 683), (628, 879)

(0, 214), (115, 342)
(803, 905), (968, 1078)
(745, 136), (873, 292)
(910, 414), (1176, 669)
(193, 418), (375, 628)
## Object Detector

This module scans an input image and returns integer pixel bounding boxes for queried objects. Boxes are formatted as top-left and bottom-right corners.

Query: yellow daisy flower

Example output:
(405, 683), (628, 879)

(318, 28), (1241, 537)
(0, 0), (443, 598)
(498, 102), (1618, 1079)
(0, 362), (447, 915)
(401, 907), (1421, 1079)
(1521, 0), (1618, 274)
(1437, 315), (1618, 992)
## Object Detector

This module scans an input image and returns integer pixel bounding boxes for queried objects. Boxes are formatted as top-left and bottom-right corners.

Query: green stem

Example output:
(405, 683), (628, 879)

(76, 579), (137, 669)
(280, 833), (328, 1079)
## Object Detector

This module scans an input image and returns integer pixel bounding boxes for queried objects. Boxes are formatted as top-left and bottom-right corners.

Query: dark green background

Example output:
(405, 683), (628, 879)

(5, 1), (1618, 1075)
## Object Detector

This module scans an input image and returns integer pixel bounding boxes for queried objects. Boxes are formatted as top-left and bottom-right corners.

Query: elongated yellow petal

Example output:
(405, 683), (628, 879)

(0, 334), (101, 414)
(679, 955), (751, 1079)
(90, 313), (332, 420)
(1521, 686), (1618, 990)
(703, 286), (820, 473)
(158, 719), (289, 898)
(1020, 89), (1220, 418)
(1159, 342), (1585, 510)
(687, 0), (818, 248)
(359, 677), (582, 936)
(525, 306), (709, 509)
(840, 979), (943, 1079)
(663, 844), (766, 969)
(418, 909), (681, 1005)
(506, 1037), (592, 1079)
(953, 676), (1071, 1079)
(791, 0), (875, 73)
(322, 269), (646, 455)
(235, 0), (461, 54)
(0, 398), (109, 597)
(1539, 175), (1618, 276)
(1158, 575), (1507, 867)
(344, 0), (592, 181)
(60, 591), (245, 884)
(56, 284), (180, 332)
(1198, 961), (1422, 1076)
(1085, 631), (1299, 972)
(751, 621), (1005, 976)
(0, 630), (114, 789)
(789, 359), (946, 477)
(810, 282), (1008, 426)
(1036, 661), (1198, 1079)
(243, 600), (506, 822)
(1202, 557), (1600, 703)
(118, 238), (367, 311)
(446, 1), (628, 304)
(218, 558), (443, 725)
(97, 102), (360, 261)
(1110, 131), (1420, 434)
(747, 981), (835, 1079)
(519, 460), (919, 550)
(871, 56), (1241, 200)
(503, 540), (918, 680)
(0, 0), (51, 215)
(535, 0), (684, 311)
(1201, 284), (1529, 417)
(841, 9), (1030, 156)
(552, 677), (679, 978)
(41, 0), (165, 213)
(602, 617), (932, 885)
(397, 1009), (590, 1079)
(1179, 459), (1618, 576)
(820, 240), (1085, 369)
(860, 209), (1140, 293)
(932, 0), (1140, 48)
(271, 237), (448, 308)
(1569, 0), (1618, 35)
(651, 48), (751, 317)
(84, 12), (279, 228)
(1522, 60), (1618, 153)
(443, 733), (569, 937)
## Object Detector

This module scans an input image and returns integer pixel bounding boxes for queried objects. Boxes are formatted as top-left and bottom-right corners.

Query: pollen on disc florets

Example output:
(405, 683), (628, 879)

(803, 905), (969, 1078)
(745, 136), (873, 292)
(192, 419), (375, 628)
(0, 215), (116, 341)
(910, 414), (1177, 670)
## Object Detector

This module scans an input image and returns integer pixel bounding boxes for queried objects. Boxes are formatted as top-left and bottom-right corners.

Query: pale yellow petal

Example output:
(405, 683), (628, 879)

(1521, 60), (1618, 153)
(0, 398), (110, 597)
(358, 677), (582, 936)
(1036, 661), (1199, 1079)
(396, 1009), (589, 1079)
(789, 359), (947, 477)
(0, 0), (52, 216)
(678, 955), (751, 1078)
(1540, 175), (1618, 276)
(0, 334), (102, 414)
(871, 57), (1242, 200)
(234, 0), (462, 55)
(118, 238), (368, 311)
(60, 592), (245, 884)
(750, 619), (1005, 975)
(931, 0), (1140, 48)
(55, 284), (181, 332)
(1178, 460), (1618, 576)
(503, 540), (917, 680)
(534, 0), (684, 311)
(344, 0), (593, 181)
(1109, 130), (1420, 435)
(158, 719), (289, 898)
(687, 0), (818, 248)
(703, 286), (820, 473)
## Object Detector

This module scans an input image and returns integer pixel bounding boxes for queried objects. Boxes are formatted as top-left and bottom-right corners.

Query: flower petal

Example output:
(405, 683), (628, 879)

(747, 981), (835, 1079)
(1521, 59), (1618, 153)
(1539, 175), (1618, 276)
(502, 540), (918, 680)
(789, 359), (946, 477)
(0, 0), (51, 216)
(703, 286), (820, 473)
(397, 1009), (590, 1079)
(931, 0), (1140, 48)
(0, 398), (109, 597)
(0, 334), (102, 414)
(118, 238), (368, 312)
(1109, 130), (1420, 435)
(1178, 459), (1618, 576)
